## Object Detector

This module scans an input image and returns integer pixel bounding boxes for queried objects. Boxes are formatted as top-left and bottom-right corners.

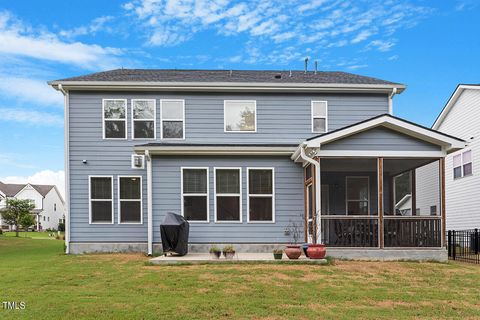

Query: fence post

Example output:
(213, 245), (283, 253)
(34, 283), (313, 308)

(452, 230), (456, 260)
(448, 230), (452, 257)
(475, 229), (479, 255)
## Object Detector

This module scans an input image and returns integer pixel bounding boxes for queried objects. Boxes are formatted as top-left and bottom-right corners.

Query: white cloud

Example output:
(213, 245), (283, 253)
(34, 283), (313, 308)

(0, 108), (63, 126)
(0, 77), (63, 108)
(1, 170), (65, 199)
(368, 39), (395, 52)
(59, 16), (114, 39)
(351, 30), (375, 44)
(297, 0), (329, 13)
(0, 11), (123, 70)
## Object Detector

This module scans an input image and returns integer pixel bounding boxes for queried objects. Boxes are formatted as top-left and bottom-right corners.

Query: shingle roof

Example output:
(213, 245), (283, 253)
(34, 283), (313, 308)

(0, 182), (55, 197)
(31, 185), (55, 197)
(52, 69), (403, 86)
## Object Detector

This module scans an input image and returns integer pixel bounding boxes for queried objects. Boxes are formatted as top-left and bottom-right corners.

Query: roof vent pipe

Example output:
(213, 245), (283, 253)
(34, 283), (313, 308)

(314, 61), (318, 74)
(304, 57), (309, 73)
(229, 70), (233, 76)
(289, 70), (292, 77)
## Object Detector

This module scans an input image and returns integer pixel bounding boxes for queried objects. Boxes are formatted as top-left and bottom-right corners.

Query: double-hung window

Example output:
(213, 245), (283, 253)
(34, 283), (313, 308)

(311, 101), (328, 133)
(346, 176), (369, 215)
(103, 99), (127, 139)
(182, 168), (209, 222)
(453, 150), (473, 179)
(89, 176), (113, 224)
(215, 168), (241, 222)
(161, 99), (185, 139)
(132, 99), (156, 139)
(224, 100), (256, 132)
(247, 168), (274, 222)
(118, 176), (142, 224)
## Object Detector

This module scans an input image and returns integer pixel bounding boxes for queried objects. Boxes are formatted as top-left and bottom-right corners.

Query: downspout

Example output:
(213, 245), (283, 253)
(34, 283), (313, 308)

(299, 145), (322, 244)
(58, 84), (70, 254)
(146, 150), (153, 256)
(388, 87), (397, 115)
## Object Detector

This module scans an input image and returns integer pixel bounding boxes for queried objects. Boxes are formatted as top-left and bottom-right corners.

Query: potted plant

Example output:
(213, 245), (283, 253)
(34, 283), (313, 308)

(307, 243), (326, 259)
(209, 246), (221, 259)
(273, 249), (283, 260)
(222, 245), (236, 259)
(284, 220), (302, 259)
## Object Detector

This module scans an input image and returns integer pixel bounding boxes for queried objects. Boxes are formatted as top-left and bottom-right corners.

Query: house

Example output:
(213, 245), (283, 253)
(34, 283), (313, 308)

(49, 69), (465, 260)
(430, 84), (480, 230)
(0, 182), (65, 231)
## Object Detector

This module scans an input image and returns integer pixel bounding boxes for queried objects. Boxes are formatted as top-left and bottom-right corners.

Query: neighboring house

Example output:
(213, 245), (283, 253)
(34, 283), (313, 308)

(0, 182), (65, 231)
(431, 84), (480, 230)
(49, 69), (465, 260)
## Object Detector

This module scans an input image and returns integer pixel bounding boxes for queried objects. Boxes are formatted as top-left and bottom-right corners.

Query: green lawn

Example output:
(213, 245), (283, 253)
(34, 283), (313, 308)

(1, 236), (479, 319)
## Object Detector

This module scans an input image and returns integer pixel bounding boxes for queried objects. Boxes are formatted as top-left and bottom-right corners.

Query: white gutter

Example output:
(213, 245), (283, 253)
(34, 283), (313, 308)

(299, 145), (322, 244)
(388, 87), (397, 115)
(58, 84), (70, 254)
(146, 150), (153, 256)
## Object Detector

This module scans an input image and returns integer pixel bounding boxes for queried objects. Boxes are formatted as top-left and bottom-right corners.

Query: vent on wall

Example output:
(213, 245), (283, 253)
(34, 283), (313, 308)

(131, 154), (145, 169)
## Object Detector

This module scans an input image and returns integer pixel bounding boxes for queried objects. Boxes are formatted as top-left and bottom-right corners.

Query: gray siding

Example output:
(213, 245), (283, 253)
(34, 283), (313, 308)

(152, 156), (304, 243)
(322, 127), (441, 151)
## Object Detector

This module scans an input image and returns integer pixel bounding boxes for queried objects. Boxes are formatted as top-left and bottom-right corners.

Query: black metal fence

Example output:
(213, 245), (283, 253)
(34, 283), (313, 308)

(448, 229), (480, 264)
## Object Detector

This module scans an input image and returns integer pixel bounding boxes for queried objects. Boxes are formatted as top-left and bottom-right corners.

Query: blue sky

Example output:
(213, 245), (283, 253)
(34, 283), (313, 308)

(0, 0), (479, 193)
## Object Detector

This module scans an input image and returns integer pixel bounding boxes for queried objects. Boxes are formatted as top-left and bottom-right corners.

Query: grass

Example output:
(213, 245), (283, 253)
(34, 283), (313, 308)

(3, 231), (63, 239)
(1, 236), (480, 319)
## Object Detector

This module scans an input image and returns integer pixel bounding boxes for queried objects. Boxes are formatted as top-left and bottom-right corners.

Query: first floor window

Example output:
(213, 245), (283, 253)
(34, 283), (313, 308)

(119, 176), (142, 223)
(89, 176), (113, 223)
(161, 100), (184, 139)
(453, 150), (472, 179)
(215, 168), (241, 222)
(346, 176), (369, 215)
(224, 100), (256, 132)
(430, 205), (437, 216)
(312, 101), (328, 133)
(182, 168), (208, 222)
(103, 99), (127, 139)
(132, 99), (156, 139)
(248, 168), (274, 222)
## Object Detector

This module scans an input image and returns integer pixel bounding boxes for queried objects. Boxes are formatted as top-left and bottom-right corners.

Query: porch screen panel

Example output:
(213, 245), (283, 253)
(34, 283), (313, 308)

(183, 168), (208, 222)
(216, 169), (241, 222)
(346, 177), (369, 215)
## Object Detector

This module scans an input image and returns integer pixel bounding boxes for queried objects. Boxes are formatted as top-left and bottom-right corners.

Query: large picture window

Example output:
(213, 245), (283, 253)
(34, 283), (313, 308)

(247, 168), (274, 222)
(311, 101), (328, 133)
(215, 168), (241, 222)
(453, 150), (472, 179)
(346, 176), (369, 215)
(118, 176), (142, 224)
(89, 176), (113, 224)
(103, 99), (127, 139)
(132, 99), (156, 139)
(182, 168), (208, 222)
(224, 100), (256, 132)
(161, 99), (184, 139)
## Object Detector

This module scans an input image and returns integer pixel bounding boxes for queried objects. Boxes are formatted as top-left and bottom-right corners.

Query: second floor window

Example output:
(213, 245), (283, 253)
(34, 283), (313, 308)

(132, 99), (156, 139)
(103, 99), (127, 139)
(312, 101), (328, 133)
(224, 100), (256, 132)
(161, 99), (184, 139)
(453, 150), (473, 179)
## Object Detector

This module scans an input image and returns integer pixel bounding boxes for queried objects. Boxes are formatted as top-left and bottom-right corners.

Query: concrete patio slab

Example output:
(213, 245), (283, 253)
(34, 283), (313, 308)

(149, 253), (329, 265)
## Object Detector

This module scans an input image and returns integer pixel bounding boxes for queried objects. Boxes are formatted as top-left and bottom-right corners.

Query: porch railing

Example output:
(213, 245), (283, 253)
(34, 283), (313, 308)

(384, 217), (441, 247)
(321, 217), (378, 247)
(448, 229), (480, 264)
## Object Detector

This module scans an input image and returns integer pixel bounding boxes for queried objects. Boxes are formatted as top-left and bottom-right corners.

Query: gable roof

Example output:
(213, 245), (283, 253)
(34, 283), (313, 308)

(0, 182), (56, 198)
(49, 69), (405, 93)
(304, 114), (466, 151)
(31, 184), (55, 197)
(432, 84), (480, 130)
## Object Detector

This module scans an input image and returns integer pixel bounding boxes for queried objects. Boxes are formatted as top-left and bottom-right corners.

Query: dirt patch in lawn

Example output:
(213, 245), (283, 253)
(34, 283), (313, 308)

(334, 260), (414, 275)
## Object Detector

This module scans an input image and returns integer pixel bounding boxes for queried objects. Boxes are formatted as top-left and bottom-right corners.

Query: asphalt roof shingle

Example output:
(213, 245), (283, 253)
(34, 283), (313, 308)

(52, 69), (403, 86)
(0, 182), (55, 197)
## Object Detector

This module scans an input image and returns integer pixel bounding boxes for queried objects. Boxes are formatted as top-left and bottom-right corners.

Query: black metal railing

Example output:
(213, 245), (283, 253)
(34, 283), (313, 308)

(321, 218), (379, 247)
(448, 229), (480, 264)
(384, 218), (442, 247)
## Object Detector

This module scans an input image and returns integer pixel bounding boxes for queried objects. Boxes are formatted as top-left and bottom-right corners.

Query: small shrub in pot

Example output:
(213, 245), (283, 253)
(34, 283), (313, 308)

(209, 246), (221, 259)
(273, 249), (283, 260)
(222, 245), (236, 259)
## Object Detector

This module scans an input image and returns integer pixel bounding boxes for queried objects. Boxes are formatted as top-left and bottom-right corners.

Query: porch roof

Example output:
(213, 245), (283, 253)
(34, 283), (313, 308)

(134, 143), (297, 156)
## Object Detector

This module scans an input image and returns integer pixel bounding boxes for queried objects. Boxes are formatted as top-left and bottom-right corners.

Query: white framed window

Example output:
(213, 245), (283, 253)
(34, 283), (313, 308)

(132, 99), (156, 139)
(247, 168), (275, 223)
(224, 100), (257, 132)
(181, 167), (209, 222)
(103, 99), (127, 139)
(453, 150), (473, 179)
(311, 101), (328, 133)
(118, 176), (142, 224)
(214, 168), (242, 223)
(89, 176), (114, 224)
(346, 176), (369, 215)
(161, 99), (185, 139)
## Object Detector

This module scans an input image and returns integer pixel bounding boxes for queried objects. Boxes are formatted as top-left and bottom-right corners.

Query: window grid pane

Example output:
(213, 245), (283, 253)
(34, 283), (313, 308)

(162, 101), (184, 119)
(133, 100), (155, 119)
(453, 154), (462, 167)
(104, 100), (126, 119)
(217, 196), (240, 221)
(184, 196), (208, 221)
(313, 118), (326, 132)
(91, 177), (112, 199)
(120, 201), (141, 223)
(216, 169), (240, 194)
(120, 177), (141, 199)
(249, 169), (273, 194)
(312, 101), (327, 117)
(163, 121), (183, 139)
(463, 150), (472, 163)
(249, 197), (273, 221)
(105, 120), (126, 139)
(183, 169), (207, 194)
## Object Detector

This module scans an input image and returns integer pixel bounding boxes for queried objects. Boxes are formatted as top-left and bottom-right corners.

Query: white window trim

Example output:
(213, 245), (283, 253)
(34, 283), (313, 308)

(131, 99), (156, 140)
(224, 100), (257, 133)
(102, 99), (127, 140)
(345, 176), (370, 216)
(181, 167), (209, 223)
(311, 100), (328, 133)
(131, 154), (145, 169)
(160, 99), (185, 140)
(453, 149), (473, 179)
(246, 167), (275, 223)
(214, 167), (242, 223)
(88, 175), (114, 225)
(117, 176), (143, 225)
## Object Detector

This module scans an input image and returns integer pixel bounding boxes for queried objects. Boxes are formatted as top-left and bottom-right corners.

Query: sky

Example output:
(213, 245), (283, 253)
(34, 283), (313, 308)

(0, 0), (479, 196)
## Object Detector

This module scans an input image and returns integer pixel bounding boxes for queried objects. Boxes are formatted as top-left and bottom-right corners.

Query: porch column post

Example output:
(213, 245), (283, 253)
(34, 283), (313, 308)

(377, 157), (384, 249)
(146, 150), (153, 256)
(440, 157), (446, 247)
(315, 156), (322, 244)
(411, 170), (417, 215)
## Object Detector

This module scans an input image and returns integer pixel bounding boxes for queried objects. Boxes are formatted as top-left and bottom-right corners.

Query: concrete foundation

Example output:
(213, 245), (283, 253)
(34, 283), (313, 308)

(69, 242), (147, 254)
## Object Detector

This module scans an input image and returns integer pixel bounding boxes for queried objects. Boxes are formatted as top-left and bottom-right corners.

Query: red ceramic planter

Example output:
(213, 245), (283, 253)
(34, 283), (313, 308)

(307, 244), (326, 259)
(284, 245), (302, 259)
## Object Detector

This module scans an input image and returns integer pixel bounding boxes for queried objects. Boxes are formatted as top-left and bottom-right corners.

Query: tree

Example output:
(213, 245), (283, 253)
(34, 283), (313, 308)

(0, 199), (36, 237)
